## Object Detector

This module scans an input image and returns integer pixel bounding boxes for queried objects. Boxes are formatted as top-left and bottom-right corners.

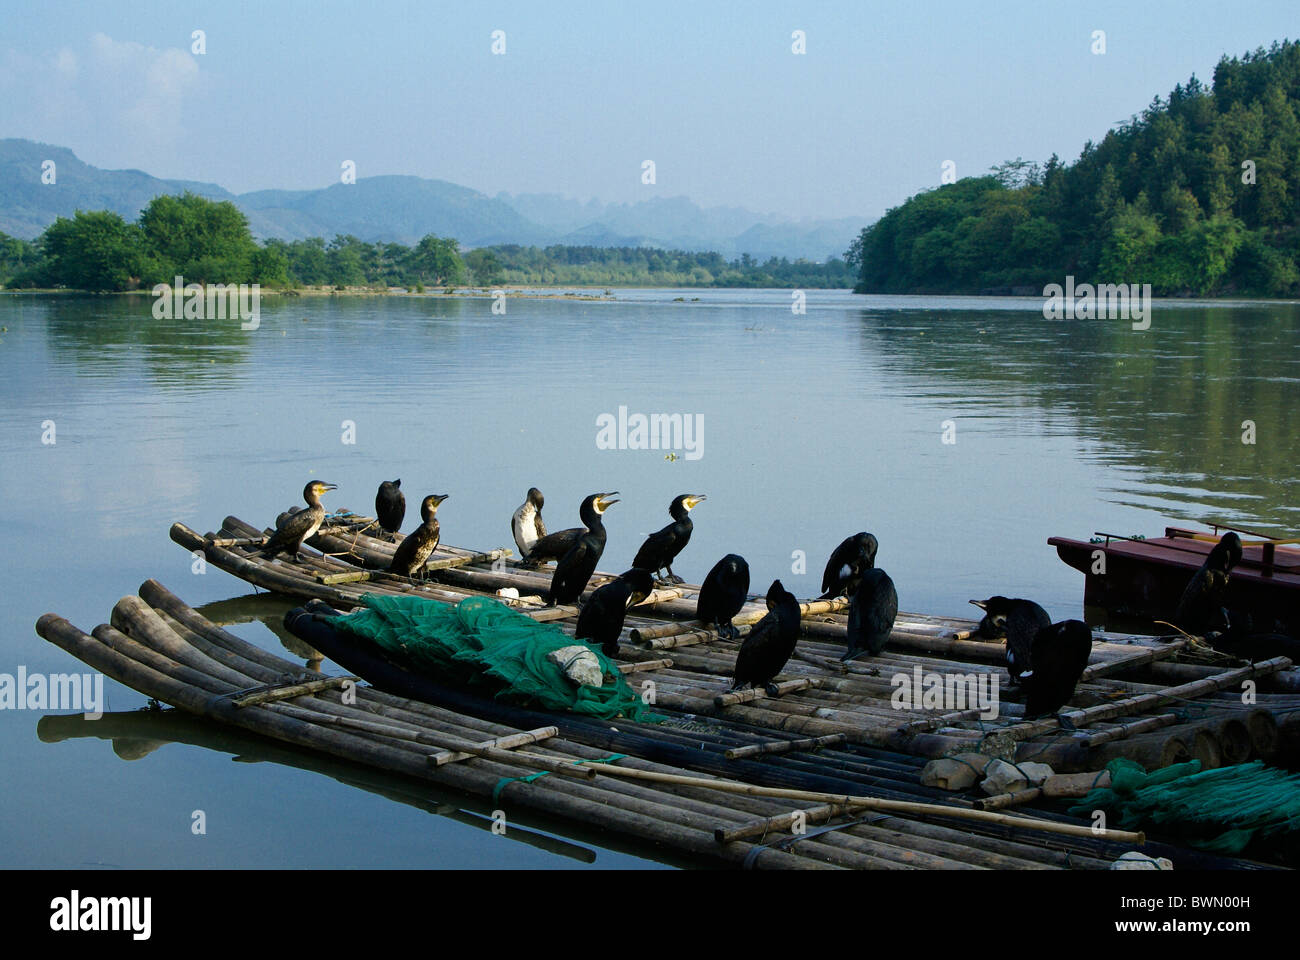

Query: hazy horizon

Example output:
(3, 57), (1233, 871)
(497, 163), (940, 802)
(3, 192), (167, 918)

(1, 2), (1297, 221)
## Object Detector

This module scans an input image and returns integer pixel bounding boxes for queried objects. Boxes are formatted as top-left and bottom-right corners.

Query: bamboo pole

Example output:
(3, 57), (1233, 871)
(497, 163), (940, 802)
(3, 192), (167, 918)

(715, 804), (848, 843)
(725, 734), (847, 760)
(229, 675), (358, 707)
(989, 657), (1293, 745)
(485, 747), (1146, 844)
(618, 659), (673, 675)
(430, 727), (560, 766)
(714, 678), (818, 708)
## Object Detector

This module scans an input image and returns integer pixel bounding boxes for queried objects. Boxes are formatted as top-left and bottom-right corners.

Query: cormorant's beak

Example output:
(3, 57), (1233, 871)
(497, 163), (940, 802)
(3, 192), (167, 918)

(320, 482), (338, 492)
(597, 493), (620, 511)
(686, 494), (707, 510)
(433, 494), (450, 504)
(968, 599), (986, 610)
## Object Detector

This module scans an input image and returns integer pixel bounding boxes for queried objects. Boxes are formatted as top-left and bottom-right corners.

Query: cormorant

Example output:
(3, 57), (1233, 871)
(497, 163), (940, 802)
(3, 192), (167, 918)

(632, 494), (706, 583)
(1174, 533), (1243, 635)
(375, 479), (405, 537)
(1021, 619), (1093, 717)
(732, 580), (802, 694)
(574, 568), (656, 656)
(820, 532), (879, 599)
(696, 554), (750, 639)
(970, 596), (1051, 682)
(390, 494), (449, 578)
(522, 496), (590, 567)
(511, 487), (547, 559)
(261, 481), (337, 560)
(548, 493), (619, 606)
(843, 567), (898, 661)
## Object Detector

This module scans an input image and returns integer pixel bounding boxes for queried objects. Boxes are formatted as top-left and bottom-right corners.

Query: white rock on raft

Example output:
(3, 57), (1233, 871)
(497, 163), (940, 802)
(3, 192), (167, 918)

(548, 645), (604, 687)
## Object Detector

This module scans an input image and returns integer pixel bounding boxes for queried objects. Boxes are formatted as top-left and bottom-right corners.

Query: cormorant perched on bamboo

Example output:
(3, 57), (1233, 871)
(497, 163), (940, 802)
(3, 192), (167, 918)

(548, 493), (619, 606)
(390, 494), (448, 578)
(1020, 620), (1093, 717)
(575, 568), (655, 656)
(511, 488), (547, 559)
(261, 481), (337, 560)
(732, 580), (801, 694)
(632, 494), (706, 584)
(696, 554), (750, 639)
(375, 479), (405, 538)
(970, 596), (1051, 682)
(1174, 533), (1243, 636)
(820, 532), (879, 599)
(843, 567), (898, 661)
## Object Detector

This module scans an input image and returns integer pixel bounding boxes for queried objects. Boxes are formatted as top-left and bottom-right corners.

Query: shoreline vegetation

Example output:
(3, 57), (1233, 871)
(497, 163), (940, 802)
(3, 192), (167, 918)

(0, 192), (853, 295)
(848, 41), (1300, 299)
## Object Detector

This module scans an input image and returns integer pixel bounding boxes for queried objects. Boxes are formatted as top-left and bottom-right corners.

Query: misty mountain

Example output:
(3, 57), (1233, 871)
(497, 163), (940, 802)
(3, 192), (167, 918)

(0, 139), (866, 260)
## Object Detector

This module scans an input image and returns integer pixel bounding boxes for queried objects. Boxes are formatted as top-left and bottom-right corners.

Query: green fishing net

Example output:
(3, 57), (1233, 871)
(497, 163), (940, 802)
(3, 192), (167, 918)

(326, 593), (660, 722)
(1070, 758), (1300, 853)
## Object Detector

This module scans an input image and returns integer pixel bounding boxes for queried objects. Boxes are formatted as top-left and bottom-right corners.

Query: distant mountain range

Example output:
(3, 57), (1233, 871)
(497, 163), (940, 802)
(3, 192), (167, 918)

(0, 139), (866, 260)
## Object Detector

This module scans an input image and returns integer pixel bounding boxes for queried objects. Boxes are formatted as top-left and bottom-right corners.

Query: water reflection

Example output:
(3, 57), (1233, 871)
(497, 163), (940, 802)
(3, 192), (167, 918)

(37, 708), (680, 867)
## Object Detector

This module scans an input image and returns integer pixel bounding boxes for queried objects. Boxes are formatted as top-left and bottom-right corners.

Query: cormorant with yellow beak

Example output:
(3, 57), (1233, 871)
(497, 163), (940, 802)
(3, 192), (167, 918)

(262, 480), (337, 560)
(390, 494), (449, 578)
(632, 494), (706, 584)
(549, 492), (619, 606)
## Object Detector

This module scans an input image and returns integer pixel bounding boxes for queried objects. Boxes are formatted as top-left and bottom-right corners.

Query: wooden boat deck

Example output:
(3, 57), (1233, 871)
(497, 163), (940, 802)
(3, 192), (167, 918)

(165, 510), (1300, 777)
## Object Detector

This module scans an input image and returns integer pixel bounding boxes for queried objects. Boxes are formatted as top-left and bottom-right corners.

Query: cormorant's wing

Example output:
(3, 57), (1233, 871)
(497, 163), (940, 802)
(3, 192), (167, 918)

(633, 524), (680, 568)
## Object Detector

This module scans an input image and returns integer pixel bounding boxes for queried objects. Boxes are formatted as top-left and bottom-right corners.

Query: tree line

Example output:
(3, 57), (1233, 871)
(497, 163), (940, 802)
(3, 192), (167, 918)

(0, 193), (852, 292)
(848, 40), (1300, 297)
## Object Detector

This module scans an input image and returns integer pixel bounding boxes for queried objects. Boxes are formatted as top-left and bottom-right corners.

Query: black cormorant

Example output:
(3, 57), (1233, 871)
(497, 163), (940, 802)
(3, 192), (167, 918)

(696, 554), (750, 639)
(375, 479), (405, 537)
(1021, 619), (1093, 717)
(970, 596), (1051, 682)
(522, 496), (591, 567)
(1174, 533), (1243, 635)
(390, 494), (449, 578)
(574, 568), (656, 656)
(732, 580), (802, 693)
(549, 493), (619, 606)
(261, 481), (337, 560)
(820, 532), (879, 599)
(632, 494), (706, 583)
(844, 567), (898, 661)
(511, 487), (547, 558)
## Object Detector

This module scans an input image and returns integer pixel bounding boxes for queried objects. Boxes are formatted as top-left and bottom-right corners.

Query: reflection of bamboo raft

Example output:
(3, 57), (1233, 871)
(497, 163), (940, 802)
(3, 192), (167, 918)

(35, 710), (600, 864)
(167, 509), (1300, 781)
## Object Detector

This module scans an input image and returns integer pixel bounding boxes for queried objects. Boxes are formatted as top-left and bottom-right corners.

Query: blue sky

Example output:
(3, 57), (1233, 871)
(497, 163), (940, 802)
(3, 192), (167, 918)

(1, 1), (1295, 219)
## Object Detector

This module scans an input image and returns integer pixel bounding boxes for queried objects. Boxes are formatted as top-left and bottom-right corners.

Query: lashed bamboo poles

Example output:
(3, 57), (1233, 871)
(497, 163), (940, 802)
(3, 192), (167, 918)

(453, 744), (1145, 845)
(139, 582), (1118, 858)
(124, 582), (1034, 858)
(989, 657), (1293, 744)
(37, 611), (840, 869)
(175, 513), (1300, 773)
(61, 606), (1055, 868)
(134, 582), (1268, 868)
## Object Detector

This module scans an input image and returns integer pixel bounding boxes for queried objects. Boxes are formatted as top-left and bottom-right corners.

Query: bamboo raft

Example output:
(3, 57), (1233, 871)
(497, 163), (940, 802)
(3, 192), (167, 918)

(165, 510), (1300, 778)
(35, 579), (1283, 869)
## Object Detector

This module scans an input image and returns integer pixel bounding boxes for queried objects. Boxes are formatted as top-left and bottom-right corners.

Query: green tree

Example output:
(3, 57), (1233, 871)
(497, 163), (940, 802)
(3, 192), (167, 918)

(408, 235), (465, 285)
(40, 211), (145, 291)
(139, 192), (259, 282)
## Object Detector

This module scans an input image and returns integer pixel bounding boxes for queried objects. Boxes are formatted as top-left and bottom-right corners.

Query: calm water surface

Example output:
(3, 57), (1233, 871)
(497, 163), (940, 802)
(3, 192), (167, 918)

(2, 288), (1297, 867)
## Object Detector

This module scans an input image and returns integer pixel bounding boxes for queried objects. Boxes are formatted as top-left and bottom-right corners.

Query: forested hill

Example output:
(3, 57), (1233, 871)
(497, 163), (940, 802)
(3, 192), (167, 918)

(849, 40), (1300, 298)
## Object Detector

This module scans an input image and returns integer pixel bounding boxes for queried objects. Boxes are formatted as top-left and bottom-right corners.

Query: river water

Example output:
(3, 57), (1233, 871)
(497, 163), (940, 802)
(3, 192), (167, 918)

(1, 288), (1296, 866)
